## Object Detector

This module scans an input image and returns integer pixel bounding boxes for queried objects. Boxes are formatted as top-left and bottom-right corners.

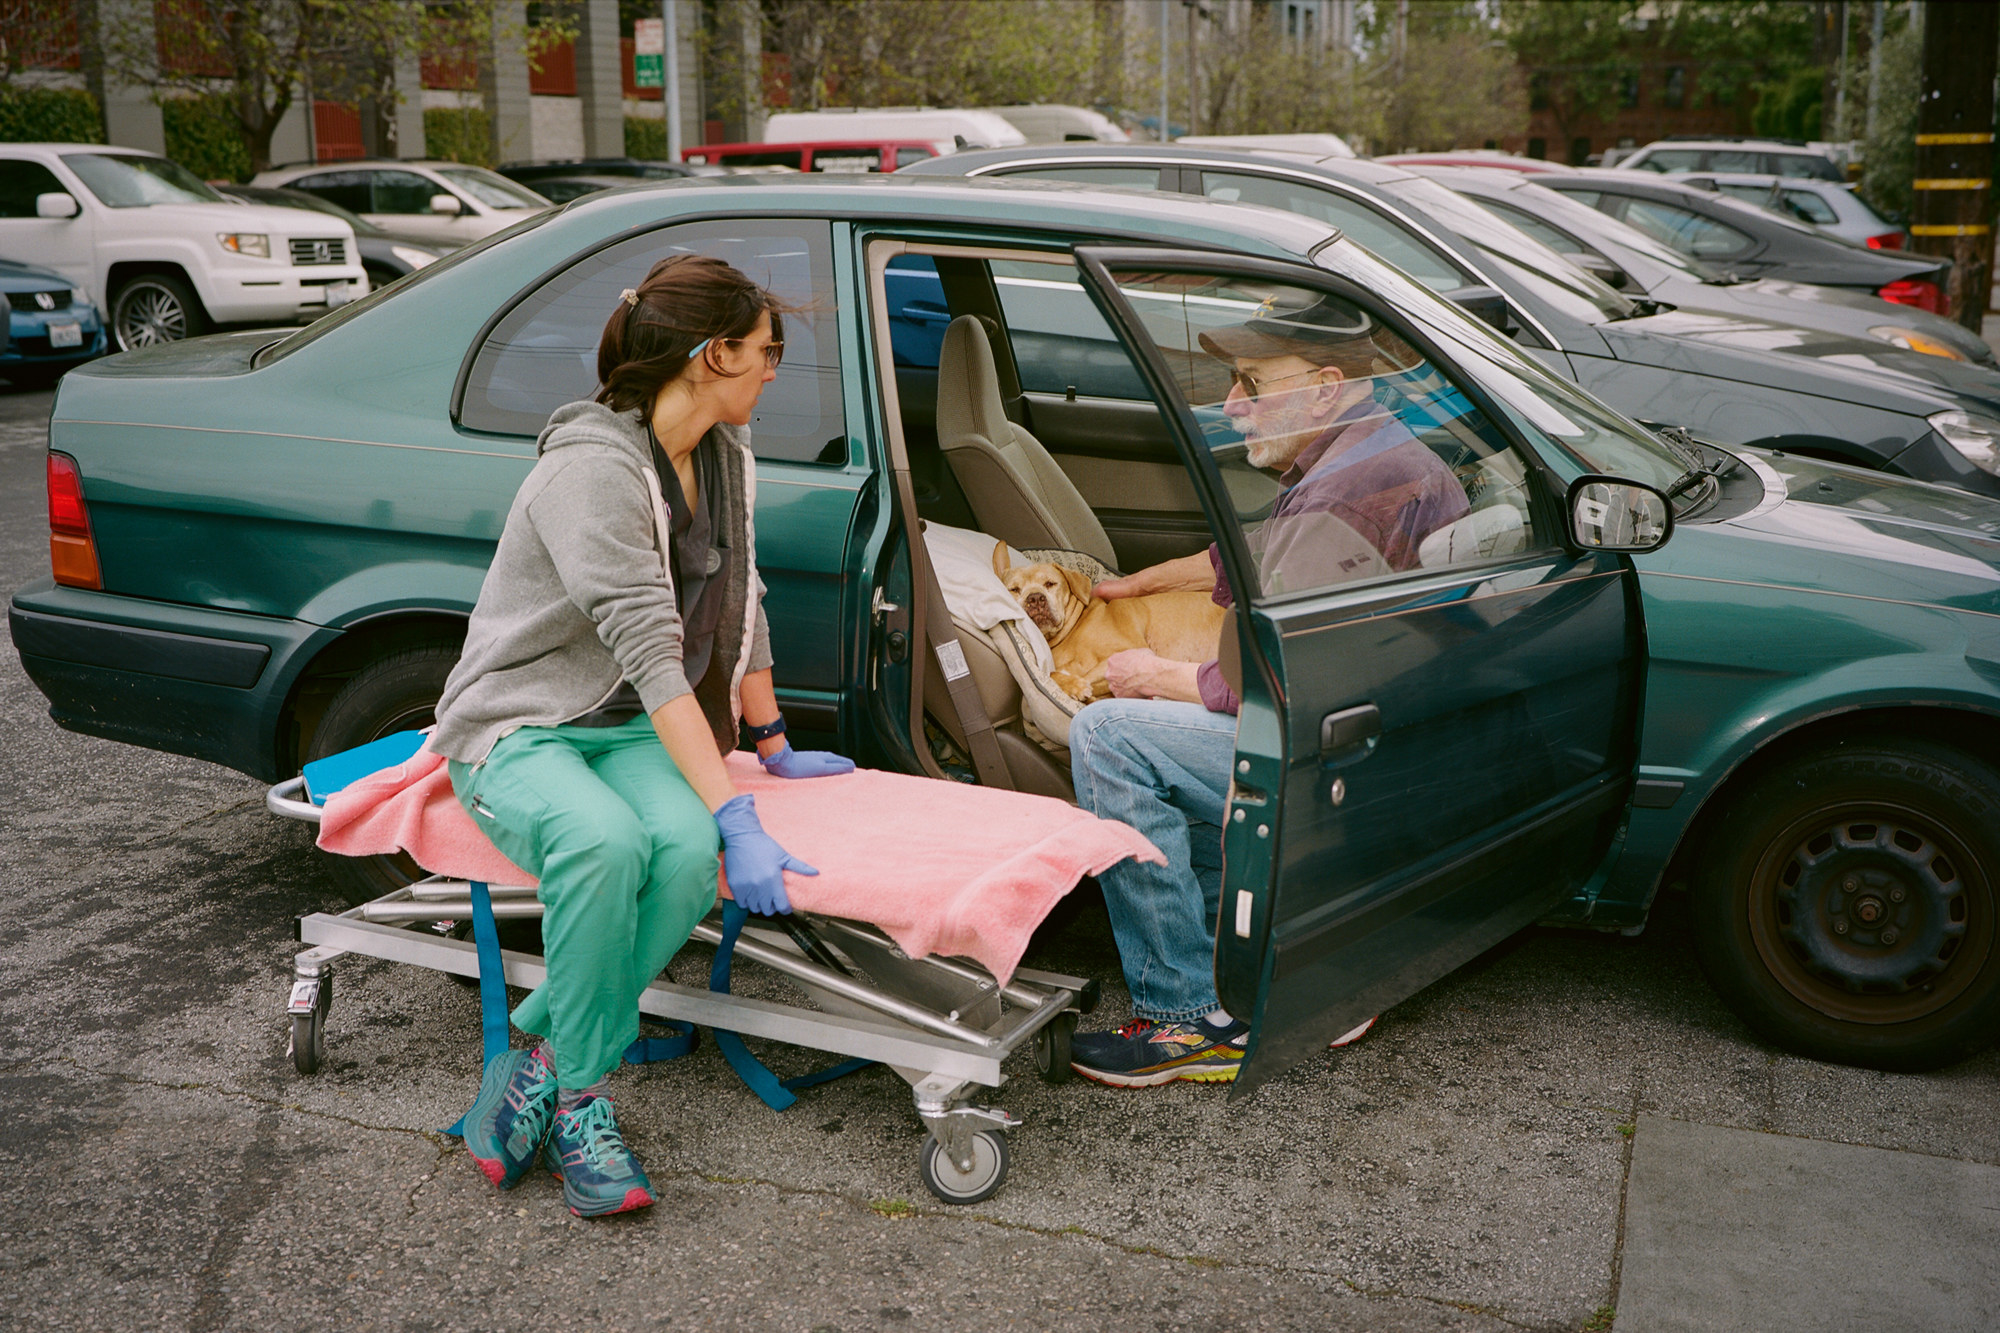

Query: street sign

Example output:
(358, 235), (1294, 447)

(634, 17), (663, 89)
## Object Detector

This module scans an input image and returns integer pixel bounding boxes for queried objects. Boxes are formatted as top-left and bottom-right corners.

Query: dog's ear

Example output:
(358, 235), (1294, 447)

(1060, 565), (1095, 607)
(991, 540), (1012, 581)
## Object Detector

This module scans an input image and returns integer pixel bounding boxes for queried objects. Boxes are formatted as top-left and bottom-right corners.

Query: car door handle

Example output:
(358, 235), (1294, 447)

(1320, 704), (1381, 762)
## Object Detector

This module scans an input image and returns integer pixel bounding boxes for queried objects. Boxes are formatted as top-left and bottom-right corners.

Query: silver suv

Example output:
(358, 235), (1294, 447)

(1616, 139), (1845, 182)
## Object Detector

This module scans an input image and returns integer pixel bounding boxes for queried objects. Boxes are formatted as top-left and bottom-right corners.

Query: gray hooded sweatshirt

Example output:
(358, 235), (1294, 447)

(430, 400), (772, 764)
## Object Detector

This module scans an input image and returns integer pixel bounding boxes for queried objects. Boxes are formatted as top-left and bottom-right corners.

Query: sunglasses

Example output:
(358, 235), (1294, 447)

(1228, 366), (1321, 399)
(688, 336), (785, 370)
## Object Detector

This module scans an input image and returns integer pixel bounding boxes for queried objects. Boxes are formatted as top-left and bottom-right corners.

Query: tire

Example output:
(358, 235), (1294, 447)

(1691, 737), (2000, 1071)
(918, 1128), (1008, 1205)
(1033, 1011), (1076, 1084)
(112, 274), (208, 351)
(306, 641), (460, 905)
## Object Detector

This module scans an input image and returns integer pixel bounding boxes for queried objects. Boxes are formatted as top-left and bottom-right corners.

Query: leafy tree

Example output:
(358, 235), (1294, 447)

(1497, 0), (1645, 157)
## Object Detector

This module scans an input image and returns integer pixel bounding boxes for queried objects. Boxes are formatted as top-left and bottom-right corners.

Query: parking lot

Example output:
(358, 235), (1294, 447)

(3, 379), (1997, 1332)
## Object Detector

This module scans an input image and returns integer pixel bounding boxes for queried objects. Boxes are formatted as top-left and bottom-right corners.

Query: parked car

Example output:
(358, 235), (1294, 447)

(1376, 151), (1573, 174)
(496, 157), (698, 187)
(985, 105), (1129, 143)
(504, 174), (646, 204)
(762, 107), (1025, 155)
(1414, 166), (1991, 366)
(252, 159), (551, 245)
(0, 256), (104, 384)
(1616, 137), (1846, 181)
(217, 185), (455, 291)
(908, 145), (2000, 498)
(1540, 171), (1950, 313)
(1670, 171), (1905, 250)
(680, 141), (939, 173)
(1177, 132), (1355, 158)
(13, 175), (2000, 1078)
(0, 143), (364, 352)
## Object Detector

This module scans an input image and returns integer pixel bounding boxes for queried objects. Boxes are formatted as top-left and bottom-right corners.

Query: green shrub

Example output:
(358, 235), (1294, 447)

(624, 115), (667, 160)
(162, 95), (251, 182)
(424, 107), (493, 166)
(0, 87), (103, 144)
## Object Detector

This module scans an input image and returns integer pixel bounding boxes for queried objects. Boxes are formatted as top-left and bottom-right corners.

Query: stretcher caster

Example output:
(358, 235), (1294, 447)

(1033, 1011), (1076, 1085)
(287, 968), (331, 1075)
(919, 1127), (1008, 1205)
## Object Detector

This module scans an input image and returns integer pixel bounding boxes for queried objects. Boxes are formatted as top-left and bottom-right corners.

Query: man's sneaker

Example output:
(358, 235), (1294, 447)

(1069, 1017), (1248, 1087)
(462, 1047), (558, 1189)
(543, 1096), (657, 1218)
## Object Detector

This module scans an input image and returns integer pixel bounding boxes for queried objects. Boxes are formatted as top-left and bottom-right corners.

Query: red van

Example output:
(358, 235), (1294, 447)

(679, 140), (939, 173)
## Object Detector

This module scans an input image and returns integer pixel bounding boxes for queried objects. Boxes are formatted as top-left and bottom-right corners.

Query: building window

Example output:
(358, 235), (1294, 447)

(1527, 137), (1547, 160)
(1287, 4), (1299, 38)
(1661, 65), (1686, 110)
(1570, 136), (1591, 166)
(1618, 70), (1639, 108)
(1529, 72), (1550, 112)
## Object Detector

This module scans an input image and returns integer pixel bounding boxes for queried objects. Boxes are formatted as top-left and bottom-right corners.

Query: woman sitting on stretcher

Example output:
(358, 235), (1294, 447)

(427, 255), (852, 1219)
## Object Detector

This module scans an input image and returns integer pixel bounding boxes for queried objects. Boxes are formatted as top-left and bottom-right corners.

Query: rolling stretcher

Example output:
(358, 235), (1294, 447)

(265, 769), (1107, 1205)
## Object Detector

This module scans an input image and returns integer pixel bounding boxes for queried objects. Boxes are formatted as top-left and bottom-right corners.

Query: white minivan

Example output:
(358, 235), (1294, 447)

(762, 108), (1027, 156)
(0, 143), (365, 351)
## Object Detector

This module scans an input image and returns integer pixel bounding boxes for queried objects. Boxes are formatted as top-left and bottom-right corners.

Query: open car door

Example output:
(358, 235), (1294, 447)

(1073, 247), (1648, 1097)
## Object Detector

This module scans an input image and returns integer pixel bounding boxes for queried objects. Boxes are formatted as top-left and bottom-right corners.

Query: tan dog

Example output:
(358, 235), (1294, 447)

(993, 541), (1227, 703)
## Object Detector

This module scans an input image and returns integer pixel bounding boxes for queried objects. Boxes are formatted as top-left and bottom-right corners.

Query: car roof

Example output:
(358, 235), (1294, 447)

(1377, 152), (1573, 175)
(1676, 172), (1849, 190)
(1631, 139), (1824, 154)
(263, 159), (486, 174)
(909, 142), (1422, 185)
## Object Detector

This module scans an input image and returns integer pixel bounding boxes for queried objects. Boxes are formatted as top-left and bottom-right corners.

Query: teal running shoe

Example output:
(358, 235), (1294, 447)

(543, 1095), (657, 1218)
(462, 1047), (557, 1189)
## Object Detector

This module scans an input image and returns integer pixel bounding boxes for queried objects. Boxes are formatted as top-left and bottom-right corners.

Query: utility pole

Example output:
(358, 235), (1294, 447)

(1865, 0), (1884, 143)
(1185, 0), (1197, 139)
(1159, 0), (1170, 141)
(663, 0), (682, 160)
(1911, 0), (1997, 330)
(1833, 1), (1848, 139)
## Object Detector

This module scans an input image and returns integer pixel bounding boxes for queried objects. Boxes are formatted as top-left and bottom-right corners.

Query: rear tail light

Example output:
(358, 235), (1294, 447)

(1865, 232), (1904, 250)
(47, 451), (101, 590)
(1877, 278), (1943, 315)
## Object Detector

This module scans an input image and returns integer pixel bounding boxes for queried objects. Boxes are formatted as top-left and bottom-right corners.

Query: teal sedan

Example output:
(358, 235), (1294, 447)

(11, 176), (2000, 1087)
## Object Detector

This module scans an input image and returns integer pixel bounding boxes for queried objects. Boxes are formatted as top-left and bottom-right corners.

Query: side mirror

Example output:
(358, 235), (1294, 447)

(36, 192), (79, 219)
(1567, 475), (1672, 553)
(429, 193), (462, 216)
(1447, 285), (1514, 335)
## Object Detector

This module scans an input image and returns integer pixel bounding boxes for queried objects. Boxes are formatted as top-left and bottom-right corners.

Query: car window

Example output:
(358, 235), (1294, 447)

(288, 170), (372, 215)
(0, 158), (67, 217)
(60, 152), (224, 207)
(1619, 199), (1753, 259)
(1779, 188), (1839, 225)
(1478, 198), (1587, 254)
(1562, 188), (1602, 208)
(1776, 153), (1840, 180)
(895, 147), (933, 169)
(1634, 149), (1701, 173)
(461, 218), (845, 464)
(1709, 150), (1761, 172)
(1714, 182), (1771, 207)
(370, 169), (447, 214)
(994, 165), (1167, 189)
(990, 257), (1151, 399)
(1103, 268), (1554, 598)
(436, 166), (548, 209)
(1199, 170), (1474, 295)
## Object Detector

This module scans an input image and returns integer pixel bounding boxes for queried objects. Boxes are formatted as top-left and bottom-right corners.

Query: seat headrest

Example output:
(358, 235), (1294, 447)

(937, 314), (1014, 448)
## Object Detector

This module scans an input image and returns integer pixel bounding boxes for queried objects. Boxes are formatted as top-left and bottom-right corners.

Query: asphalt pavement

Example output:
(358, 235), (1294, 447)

(3, 380), (1996, 1333)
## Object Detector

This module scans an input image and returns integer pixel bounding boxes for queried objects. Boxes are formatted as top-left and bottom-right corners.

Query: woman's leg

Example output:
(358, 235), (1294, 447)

(451, 726), (654, 1091)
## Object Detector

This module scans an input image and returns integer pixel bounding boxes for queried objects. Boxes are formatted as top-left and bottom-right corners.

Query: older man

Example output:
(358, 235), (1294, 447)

(1067, 296), (1469, 1087)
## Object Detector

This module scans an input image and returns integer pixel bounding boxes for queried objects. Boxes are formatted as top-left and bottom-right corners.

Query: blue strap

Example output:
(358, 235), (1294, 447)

(445, 880), (512, 1136)
(708, 900), (875, 1110)
(624, 1022), (697, 1064)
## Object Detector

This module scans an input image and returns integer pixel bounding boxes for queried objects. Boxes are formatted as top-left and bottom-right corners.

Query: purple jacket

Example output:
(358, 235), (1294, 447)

(1195, 404), (1469, 714)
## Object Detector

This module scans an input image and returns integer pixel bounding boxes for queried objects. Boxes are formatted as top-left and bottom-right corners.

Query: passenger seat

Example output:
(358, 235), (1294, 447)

(935, 315), (1121, 570)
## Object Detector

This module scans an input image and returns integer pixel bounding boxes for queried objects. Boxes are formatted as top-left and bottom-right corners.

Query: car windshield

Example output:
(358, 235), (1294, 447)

(1377, 174), (1638, 322)
(436, 166), (549, 210)
(1509, 182), (1721, 282)
(1312, 236), (1699, 503)
(62, 152), (224, 207)
(247, 189), (385, 236)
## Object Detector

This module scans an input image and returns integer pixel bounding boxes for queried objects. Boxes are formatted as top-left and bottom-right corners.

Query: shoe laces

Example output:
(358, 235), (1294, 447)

(559, 1096), (625, 1171)
(1113, 1018), (1158, 1040)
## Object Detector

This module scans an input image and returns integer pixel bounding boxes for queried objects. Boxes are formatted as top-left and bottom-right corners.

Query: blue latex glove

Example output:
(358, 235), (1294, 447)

(757, 743), (856, 779)
(714, 793), (816, 915)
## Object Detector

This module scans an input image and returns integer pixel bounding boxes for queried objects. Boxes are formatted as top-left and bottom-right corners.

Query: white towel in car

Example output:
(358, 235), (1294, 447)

(922, 522), (1055, 674)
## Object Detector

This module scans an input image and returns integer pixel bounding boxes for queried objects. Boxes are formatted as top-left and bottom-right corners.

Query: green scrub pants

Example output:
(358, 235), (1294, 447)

(448, 715), (719, 1090)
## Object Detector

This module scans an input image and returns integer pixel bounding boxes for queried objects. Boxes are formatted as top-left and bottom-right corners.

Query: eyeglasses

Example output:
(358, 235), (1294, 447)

(688, 336), (785, 369)
(1228, 366), (1321, 400)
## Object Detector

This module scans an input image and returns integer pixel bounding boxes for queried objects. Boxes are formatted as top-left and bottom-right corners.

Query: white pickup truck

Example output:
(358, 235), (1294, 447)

(0, 143), (365, 352)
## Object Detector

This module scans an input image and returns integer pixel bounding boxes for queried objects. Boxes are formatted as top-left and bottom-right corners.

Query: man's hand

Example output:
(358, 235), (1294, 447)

(1094, 551), (1214, 601)
(1105, 649), (1204, 703)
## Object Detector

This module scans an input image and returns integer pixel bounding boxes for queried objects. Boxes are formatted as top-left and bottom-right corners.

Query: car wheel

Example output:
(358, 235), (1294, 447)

(306, 641), (460, 905)
(1691, 737), (2000, 1071)
(112, 274), (208, 351)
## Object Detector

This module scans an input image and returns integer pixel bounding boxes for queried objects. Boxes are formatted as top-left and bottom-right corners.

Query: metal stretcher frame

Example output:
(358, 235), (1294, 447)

(267, 775), (1096, 1204)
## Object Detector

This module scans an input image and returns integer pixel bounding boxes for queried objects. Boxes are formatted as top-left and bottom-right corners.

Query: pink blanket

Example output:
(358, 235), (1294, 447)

(318, 746), (1162, 984)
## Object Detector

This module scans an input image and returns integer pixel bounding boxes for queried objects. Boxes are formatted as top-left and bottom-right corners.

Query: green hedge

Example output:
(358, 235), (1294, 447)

(624, 116), (667, 160)
(162, 95), (251, 182)
(424, 107), (492, 166)
(0, 87), (103, 144)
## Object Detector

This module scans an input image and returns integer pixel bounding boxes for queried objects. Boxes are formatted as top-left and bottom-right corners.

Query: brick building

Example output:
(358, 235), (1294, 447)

(1501, 50), (1758, 165)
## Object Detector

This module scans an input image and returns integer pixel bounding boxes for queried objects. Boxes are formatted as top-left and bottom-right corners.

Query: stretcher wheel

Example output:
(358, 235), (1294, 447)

(290, 973), (330, 1076)
(1033, 1012), (1076, 1084)
(919, 1128), (1008, 1205)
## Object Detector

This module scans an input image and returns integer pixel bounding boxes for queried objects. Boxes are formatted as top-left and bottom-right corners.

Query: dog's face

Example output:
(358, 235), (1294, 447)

(993, 543), (1094, 643)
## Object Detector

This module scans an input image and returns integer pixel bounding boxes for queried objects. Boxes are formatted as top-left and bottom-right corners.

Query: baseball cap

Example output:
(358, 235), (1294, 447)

(1197, 294), (1374, 361)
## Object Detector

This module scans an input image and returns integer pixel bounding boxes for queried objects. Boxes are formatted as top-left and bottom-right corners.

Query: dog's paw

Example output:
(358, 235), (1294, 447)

(1051, 670), (1095, 703)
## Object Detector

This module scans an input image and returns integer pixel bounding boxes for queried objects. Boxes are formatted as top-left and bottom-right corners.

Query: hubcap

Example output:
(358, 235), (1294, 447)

(1749, 803), (1990, 1024)
(118, 285), (187, 349)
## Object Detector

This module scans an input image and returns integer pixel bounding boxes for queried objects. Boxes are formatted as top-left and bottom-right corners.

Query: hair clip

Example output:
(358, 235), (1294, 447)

(686, 337), (711, 360)
(620, 288), (639, 307)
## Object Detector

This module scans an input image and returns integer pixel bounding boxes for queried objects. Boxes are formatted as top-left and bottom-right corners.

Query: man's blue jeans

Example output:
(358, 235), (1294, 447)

(1068, 699), (1237, 1022)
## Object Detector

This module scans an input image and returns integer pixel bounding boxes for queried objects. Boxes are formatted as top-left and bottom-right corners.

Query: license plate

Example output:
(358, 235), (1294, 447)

(47, 321), (81, 348)
(323, 281), (352, 307)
